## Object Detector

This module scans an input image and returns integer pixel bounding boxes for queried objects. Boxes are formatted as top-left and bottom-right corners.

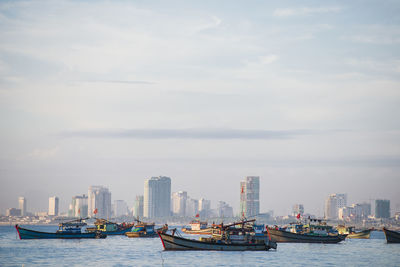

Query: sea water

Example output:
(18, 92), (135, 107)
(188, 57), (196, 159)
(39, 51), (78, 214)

(1, 225), (399, 266)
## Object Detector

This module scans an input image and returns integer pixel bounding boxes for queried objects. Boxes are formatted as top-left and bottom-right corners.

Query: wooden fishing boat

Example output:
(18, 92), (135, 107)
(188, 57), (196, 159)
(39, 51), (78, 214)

(267, 227), (345, 243)
(125, 220), (167, 238)
(15, 222), (107, 239)
(347, 229), (371, 239)
(383, 228), (400, 243)
(86, 218), (133, 235)
(158, 219), (277, 251)
(158, 232), (276, 251)
(337, 225), (371, 239)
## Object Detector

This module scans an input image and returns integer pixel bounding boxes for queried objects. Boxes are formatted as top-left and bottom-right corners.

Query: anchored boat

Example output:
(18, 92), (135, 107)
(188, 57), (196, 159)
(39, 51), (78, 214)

(86, 218), (134, 235)
(125, 219), (167, 238)
(15, 220), (107, 239)
(336, 225), (371, 239)
(158, 219), (277, 251)
(383, 228), (400, 243)
(267, 227), (346, 243)
(267, 219), (346, 243)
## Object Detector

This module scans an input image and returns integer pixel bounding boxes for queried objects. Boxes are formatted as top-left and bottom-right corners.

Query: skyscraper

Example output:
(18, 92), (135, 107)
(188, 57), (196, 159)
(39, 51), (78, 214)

(48, 196), (59, 216)
(186, 197), (199, 217)
(143, 176), (171, 218)
(18, 197), (26, 216)
(218, 201), (234, 218)
(172, 191), (187, 216)
(325, 193), (347, 219)
(70, 195), (88, 218)
(198, 198), (211, 217)
(88, 186), (112, 219)
(375, 199), (390, 218)
(240, 176), (260, 217)
(134, 195), (144, 218)
(113, 200), (128, 217)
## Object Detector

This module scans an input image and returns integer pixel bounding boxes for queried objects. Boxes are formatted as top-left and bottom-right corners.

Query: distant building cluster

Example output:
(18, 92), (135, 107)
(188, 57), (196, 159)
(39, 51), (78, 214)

(324, 193), (391, 222)
(4, 175), (397, 227)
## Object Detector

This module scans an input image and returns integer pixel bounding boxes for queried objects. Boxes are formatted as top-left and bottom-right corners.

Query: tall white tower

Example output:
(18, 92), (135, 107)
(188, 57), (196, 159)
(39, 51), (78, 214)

(88, 186), (112, 219)
(48, 196), (59, 216)
(144, 176), (171, 218)
(19, 197), (27, 216)
(240, 176), (260, 217)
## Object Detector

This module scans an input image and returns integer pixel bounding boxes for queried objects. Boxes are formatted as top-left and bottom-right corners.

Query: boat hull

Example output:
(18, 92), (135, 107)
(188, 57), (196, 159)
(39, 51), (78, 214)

(158, 232), (275, 251)
(267, 228), (345, 243)
(125, 232), (157, 238)
(383, 228), (400, 243)
(347, 229), (371, 239)
(16, 225), (107, 239)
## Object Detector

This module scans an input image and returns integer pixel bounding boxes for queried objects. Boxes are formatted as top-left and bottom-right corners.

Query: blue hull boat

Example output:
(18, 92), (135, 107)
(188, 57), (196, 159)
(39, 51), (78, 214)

(102, 228), (132, 235)
(16, 225), (107, 239)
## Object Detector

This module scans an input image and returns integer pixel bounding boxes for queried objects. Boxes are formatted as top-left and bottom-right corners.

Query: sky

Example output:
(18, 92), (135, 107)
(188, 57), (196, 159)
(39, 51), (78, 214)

(0, 0), (399, 217)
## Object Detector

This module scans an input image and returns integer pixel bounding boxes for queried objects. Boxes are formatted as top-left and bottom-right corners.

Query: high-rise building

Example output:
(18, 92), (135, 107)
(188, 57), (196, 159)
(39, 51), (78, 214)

(70, 195), (88, 217)
(325, 195), (337, 219)
(18, 197), (27, 216)
(240, 176), (260, 217)
(375, 199), (390, 218)
(88, 186), (112, 219)
(186, 197), (199, 217)
(292, 204), (304, 216)
(48, 196), (59, 216)
(325, 193), (347, 219)
(134, 195), (144, 218)
(172, 191), (187, 216)
(336, 194), (347, 209)
(218, 201), (234, 218)
(113, 200), (128, 217)
(198, 198), (211, 217)
(143, 176), (171, 218)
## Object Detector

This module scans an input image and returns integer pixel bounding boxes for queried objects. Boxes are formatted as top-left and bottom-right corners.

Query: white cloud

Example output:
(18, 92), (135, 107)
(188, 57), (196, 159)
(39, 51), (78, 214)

(273, 7), (342, 17)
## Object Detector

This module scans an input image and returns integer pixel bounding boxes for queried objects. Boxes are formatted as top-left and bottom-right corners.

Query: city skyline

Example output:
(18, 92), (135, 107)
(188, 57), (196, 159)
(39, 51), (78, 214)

(1, 0), (399, 217)
(4, 177), (398, 219)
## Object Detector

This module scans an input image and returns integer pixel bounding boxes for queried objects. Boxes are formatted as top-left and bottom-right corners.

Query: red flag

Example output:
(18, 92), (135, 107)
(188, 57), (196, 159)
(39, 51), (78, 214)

(94, 208), (98, 215)
(241, 187), (244, 194)
(296, 213), (301, 219)
(195, 213), (199, 218)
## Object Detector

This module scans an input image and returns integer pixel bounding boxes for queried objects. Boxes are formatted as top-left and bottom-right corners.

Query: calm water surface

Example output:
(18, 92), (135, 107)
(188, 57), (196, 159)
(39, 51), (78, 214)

(1, 225), (399, 266)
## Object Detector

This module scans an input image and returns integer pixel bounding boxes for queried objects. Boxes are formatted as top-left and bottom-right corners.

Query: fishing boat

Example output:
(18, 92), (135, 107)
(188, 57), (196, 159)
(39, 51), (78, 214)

(337, 225), (371, 239)
(158, 219), (277, 251)
(347, 229), (371, 239)
(15, 220), (107, 239)
(86, 218), (134, 235)
(125, 220), (167, 238)
(182, 220), (213, 235)
(383, 228), (400, 243)
(267, 219), (346, 243)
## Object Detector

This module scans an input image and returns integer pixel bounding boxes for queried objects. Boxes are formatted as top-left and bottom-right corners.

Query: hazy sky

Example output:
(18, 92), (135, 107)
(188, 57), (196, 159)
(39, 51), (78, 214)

(1, 0), (399, 216)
